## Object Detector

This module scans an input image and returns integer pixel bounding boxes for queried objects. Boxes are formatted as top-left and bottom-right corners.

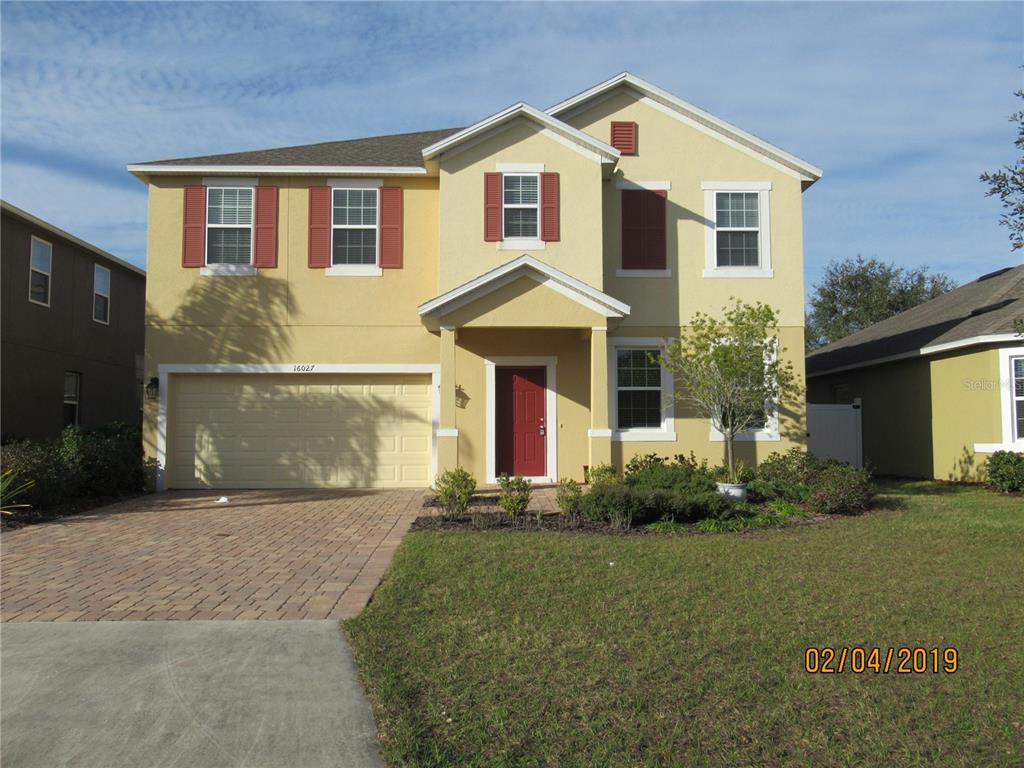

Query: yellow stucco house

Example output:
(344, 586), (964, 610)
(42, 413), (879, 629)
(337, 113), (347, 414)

(130, 73), (822, 490)
(807, 265), (1024, 481)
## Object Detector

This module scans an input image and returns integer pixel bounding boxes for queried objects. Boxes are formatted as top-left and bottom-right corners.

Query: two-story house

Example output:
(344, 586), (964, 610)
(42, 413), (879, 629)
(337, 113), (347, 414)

(129, 73), (821, 490)
(1, 201), (146, 441)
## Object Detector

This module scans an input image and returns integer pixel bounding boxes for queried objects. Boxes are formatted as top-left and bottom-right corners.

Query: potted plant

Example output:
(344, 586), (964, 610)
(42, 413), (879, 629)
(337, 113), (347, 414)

(712, 462), (749, 502)
(659, 300), (800, 500)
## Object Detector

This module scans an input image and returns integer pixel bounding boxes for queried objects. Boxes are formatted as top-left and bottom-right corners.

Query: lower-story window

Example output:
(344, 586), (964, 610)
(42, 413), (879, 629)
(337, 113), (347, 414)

(616, 349), (662, 429)
(63, 371), (81, 427)
(1014, 357), (1023, 440)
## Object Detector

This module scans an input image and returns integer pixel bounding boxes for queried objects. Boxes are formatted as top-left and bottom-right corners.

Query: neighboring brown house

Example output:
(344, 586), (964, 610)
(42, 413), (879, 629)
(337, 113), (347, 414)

(1, 201), (146, 441)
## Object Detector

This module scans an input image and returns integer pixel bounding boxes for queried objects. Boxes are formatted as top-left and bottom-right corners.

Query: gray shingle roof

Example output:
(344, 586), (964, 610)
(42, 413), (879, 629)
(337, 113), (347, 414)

(133, 127), (464, 168)
(806, 264), (1024, 376)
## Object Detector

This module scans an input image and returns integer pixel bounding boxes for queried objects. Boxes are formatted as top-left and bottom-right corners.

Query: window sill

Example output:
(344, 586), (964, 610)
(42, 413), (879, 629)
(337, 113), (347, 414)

(703, 267), (773, 279)
(92, 317), (110, 326)
(200, 265), (256, 276)
(612, 429), (677, 442)
(497, 239), (545, 251)
(973, 442), (1024, 453)
(326, 265), (383, 277)
(616, 268), (671, 278)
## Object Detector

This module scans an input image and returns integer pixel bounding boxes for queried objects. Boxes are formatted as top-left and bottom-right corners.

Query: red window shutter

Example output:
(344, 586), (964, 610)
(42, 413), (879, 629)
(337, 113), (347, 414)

(182, 186), (206, 267)
(484, 172), (503, 241)
(621, 189), (666, 269)
(379, 187), (403, 268)
(540, 172), (559, 242)
(253, 186), (278, 268)
(308, 186), (331, 268)
(611, 121), (637, 155)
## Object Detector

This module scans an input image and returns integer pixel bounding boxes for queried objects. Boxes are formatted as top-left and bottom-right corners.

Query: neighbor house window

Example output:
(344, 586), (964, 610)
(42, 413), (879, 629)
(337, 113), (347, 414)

(503, 174), (539, 238)
(29, 236), (52, 306)
(616, 349), (663, 429)
(715, 192), (760, 267)
(63, 372), (80, 427)
(1015, 357), (1024, 441)
(93, 265), (110, 324)
(332, 188), (378, 265)
(206, 187), (253, 265)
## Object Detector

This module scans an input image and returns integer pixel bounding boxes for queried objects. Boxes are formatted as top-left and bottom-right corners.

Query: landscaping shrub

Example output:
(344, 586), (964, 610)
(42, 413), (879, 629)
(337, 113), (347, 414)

(0, 423), (145, 510)
(586, 463), (621, 486)
(555, 478), (583, 522)
(497, 474), (531, 517)
(757, 448), (826, 486)
(581, 484), (732, 527)
(645, 519), (688, 534)
(581, 484), (635, 528)
(804, 464), (875, 515)
(624, 452), (717, 496)
(986, 451), (1024, 493)
(746, 478), (810, 505)
(434, 467), (476, 520)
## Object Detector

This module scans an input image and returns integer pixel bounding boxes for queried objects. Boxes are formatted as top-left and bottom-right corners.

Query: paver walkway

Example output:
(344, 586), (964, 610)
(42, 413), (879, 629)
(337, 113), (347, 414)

(1, 489), (424, 622)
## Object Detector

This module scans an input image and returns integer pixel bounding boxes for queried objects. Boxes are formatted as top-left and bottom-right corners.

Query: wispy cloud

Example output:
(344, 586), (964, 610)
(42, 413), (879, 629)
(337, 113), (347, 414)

(1, 1), (1021, 283)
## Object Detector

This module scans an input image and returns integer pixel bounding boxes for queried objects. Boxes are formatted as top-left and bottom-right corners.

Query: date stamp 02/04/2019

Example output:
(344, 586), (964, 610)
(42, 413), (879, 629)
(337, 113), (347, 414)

(804, 647), (959, 674)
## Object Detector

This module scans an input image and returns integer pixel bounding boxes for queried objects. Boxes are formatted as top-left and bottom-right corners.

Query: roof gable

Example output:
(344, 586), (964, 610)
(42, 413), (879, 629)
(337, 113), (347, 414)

(548, 72), (823, 184)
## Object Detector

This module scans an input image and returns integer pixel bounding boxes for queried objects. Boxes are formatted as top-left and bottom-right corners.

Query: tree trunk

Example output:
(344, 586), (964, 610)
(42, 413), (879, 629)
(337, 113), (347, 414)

(726, 435), (735, 482)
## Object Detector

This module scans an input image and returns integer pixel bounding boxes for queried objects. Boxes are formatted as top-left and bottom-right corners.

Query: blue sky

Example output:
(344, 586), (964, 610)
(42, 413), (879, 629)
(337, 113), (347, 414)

(1, 1), (1021, 290)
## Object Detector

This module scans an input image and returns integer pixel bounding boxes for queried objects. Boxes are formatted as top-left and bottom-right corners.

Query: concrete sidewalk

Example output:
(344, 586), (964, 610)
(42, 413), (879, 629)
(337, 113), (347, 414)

(1, 620), (384, 768)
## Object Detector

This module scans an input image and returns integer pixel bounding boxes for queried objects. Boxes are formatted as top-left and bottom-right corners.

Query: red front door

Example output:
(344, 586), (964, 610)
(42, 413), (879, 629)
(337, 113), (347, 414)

(496, 367), (546, 477)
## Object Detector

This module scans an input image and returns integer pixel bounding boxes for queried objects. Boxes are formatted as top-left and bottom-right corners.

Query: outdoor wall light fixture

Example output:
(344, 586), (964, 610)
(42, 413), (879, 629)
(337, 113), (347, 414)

(145, 377), (159, 401)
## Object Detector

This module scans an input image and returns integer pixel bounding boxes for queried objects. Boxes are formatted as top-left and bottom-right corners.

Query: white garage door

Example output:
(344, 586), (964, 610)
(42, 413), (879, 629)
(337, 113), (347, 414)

(169, 374), (432, 489)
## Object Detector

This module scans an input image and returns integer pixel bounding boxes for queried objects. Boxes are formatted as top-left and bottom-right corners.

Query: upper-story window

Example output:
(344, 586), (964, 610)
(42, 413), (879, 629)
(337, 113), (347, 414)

(503, 174), (539, 239)
(332, 188), (378, 265)
(702, 182), (772, 278)
(93, 265), (111, 324)
(206, 187), (253, 265)
(29, 236), (52, 306)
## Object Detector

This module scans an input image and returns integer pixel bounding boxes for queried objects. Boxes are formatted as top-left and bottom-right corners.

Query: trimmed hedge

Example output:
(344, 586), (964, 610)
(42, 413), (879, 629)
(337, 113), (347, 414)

(986, 451), (1024, 493)
(1, 423), (147, 509)
(581, 483), (731, 528)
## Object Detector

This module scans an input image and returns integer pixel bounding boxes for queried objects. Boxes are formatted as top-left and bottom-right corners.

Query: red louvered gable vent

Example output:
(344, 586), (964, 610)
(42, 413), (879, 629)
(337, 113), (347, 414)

(540, 172), (559, 242)
(611, 121), (637, 155)
(621, 189), (666, 269)
(182, 186), (206, 267)
(253, 186), (279, 268)
(484, 172), (503, 241)
(379, 187), (403, 268)
(308, 186), (331, 268)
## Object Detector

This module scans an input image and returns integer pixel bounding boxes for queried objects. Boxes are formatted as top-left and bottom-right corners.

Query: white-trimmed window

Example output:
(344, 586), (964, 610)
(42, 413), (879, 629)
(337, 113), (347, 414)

(709, 339), (780, 442)
(332, 188), (378, 265)
(503, 174), (539, 239)
(63, 371), (80, 427)
(703, 182), (772, 278)
(29, 236), (52, 306)
(1014, 356), (1024, 441)
(206, 187), (254, 265)
(608, 339), (675, 441)
(93, 265), (110, 324)
(974, 347), (1024, 453)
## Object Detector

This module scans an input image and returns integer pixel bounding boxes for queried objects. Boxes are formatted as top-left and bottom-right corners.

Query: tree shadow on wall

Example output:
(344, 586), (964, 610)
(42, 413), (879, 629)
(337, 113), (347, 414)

(148, 277), (429, 489)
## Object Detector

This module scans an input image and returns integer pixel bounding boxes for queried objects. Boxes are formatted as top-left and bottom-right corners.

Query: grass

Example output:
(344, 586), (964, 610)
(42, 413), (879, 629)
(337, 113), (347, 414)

(346, 481), (1024, 767)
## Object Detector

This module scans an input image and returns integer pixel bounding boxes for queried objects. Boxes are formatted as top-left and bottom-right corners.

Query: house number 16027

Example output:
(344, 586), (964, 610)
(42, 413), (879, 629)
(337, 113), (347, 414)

(293, 364), (315, 372)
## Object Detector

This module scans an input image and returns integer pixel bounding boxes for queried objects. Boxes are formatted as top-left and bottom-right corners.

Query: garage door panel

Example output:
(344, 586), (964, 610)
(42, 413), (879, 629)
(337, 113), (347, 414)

(170, 374), (432, 489)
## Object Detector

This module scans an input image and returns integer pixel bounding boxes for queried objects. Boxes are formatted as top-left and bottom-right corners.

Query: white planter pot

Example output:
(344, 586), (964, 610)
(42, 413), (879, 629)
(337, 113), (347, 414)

(716, 482), (748, 502)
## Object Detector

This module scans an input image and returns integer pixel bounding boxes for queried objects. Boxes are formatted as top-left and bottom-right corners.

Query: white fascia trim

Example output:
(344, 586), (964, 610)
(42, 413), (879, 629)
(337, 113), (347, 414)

(497, 162), (544, 172)
(154, 363), (442, 492)
(418, 254), (630, 318)
(497, 238), (545, 251)
(325, 265), (383, 277)
(129, 165), (426, 179)
(484, 356), (558, 484)
(203, 176), (257, 187)
(546, 72), (822, 182)
(200, 265), (257, 276)
(327, 177), (382, 189)
(421, 102), (620, 163)
(615, 180), (671, 191)
(607, 336), (676, 442)
(807, 335), (1023, 378)
(616, 268), (671, 278)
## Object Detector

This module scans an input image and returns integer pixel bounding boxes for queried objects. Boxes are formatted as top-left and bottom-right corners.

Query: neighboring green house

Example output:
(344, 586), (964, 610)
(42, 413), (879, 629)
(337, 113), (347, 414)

(806, 264), (1023, 481)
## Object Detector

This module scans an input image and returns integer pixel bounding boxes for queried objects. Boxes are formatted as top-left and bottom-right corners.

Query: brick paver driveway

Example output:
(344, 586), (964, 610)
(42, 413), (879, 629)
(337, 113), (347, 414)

(1, 489), (425, 622)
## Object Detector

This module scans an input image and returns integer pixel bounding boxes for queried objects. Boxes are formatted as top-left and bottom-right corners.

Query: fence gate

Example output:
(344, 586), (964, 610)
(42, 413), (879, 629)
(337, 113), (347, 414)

(807, 399), (863, 468)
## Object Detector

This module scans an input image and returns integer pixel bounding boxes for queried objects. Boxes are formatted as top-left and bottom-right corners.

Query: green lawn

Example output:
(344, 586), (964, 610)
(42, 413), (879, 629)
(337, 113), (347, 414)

(346, 482), (1024, 768)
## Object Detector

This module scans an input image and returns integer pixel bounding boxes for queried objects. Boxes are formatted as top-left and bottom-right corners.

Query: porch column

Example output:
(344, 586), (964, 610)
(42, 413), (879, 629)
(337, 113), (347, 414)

(589, 326), (612, 472)
(437, 326), (459, 475)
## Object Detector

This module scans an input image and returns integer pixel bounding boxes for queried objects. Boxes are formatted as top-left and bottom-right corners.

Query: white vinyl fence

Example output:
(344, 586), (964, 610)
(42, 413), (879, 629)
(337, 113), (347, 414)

(807, 400), (863, 469)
